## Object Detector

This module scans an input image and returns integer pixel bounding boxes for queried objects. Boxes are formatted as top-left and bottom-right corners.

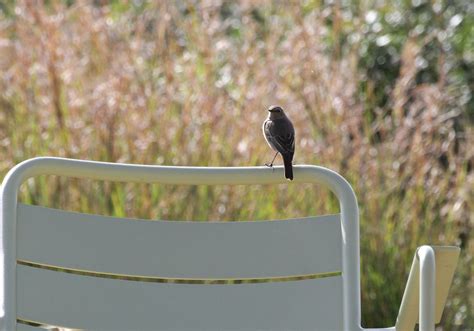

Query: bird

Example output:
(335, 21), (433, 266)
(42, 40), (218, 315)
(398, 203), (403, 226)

(262, 105), (295, 180)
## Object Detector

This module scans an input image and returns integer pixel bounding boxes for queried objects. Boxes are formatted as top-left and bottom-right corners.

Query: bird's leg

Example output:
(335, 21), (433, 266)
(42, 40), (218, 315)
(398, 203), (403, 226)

(265, 152), (279, 168)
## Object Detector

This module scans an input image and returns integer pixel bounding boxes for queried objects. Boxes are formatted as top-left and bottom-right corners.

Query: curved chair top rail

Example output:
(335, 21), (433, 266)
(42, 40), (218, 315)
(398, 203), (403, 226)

(1, 157), (362, 331)
(2, 157), (351, 188)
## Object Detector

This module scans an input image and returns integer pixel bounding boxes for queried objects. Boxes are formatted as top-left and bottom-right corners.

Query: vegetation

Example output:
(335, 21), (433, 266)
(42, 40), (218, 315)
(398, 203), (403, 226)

(0, 1), (472, 329)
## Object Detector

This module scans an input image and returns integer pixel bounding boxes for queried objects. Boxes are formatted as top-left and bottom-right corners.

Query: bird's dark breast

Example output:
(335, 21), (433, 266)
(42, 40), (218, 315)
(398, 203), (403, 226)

(265, 118), (295, 137)
(270, 118), (294, 133)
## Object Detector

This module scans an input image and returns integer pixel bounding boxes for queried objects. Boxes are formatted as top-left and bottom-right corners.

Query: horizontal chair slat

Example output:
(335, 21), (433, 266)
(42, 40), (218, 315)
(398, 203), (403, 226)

(17, 264), (343, 331)
(16, 324), (42, 331)
(17, 203), (342, 278)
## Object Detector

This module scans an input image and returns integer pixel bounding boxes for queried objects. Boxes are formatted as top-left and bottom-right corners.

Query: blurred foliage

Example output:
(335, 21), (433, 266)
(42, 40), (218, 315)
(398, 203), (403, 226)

(0, 0), (472, 330)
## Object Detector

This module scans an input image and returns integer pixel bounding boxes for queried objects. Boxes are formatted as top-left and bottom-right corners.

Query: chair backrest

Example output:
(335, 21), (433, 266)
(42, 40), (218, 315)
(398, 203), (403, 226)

(1, 157), (361, 331)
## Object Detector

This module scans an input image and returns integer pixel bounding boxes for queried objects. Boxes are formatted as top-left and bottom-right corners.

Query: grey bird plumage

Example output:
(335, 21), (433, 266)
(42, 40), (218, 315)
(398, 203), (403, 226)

(262, 105), (295, 180)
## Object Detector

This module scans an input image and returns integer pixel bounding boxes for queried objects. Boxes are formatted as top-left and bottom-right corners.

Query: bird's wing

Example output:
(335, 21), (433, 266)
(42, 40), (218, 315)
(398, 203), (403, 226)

(264, 121), (295, 155)
(273, 132), (295, 154)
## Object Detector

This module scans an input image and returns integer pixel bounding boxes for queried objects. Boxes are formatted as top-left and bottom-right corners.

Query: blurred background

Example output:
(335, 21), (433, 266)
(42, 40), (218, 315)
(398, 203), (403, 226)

(0, 1), (472, 329)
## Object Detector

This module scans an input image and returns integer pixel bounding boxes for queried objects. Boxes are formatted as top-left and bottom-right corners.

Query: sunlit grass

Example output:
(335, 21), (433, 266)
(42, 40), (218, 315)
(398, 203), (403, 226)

(0, 1), (472, 329)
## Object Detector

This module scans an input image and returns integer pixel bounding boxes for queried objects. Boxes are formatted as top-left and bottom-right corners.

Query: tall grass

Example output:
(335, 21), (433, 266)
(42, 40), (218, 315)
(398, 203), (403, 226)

(0, 1), (472, 329)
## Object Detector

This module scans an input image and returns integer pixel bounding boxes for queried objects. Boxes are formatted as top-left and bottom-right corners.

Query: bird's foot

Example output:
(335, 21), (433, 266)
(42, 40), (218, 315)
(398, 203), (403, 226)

(264, 163), (276, 173)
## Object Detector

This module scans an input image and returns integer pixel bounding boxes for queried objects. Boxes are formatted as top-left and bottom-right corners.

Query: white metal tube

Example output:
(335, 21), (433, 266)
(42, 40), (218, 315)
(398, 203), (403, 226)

(418, 246), (436, 331)
(1, 157), (362, 331)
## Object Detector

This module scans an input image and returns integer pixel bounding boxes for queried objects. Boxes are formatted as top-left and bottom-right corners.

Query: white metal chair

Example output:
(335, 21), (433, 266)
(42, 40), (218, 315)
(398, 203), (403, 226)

(0, 157), (459, 331)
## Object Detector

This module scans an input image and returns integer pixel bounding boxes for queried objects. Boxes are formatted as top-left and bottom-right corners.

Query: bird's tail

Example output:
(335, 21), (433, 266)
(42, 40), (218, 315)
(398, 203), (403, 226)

(283, 155), (293, 180)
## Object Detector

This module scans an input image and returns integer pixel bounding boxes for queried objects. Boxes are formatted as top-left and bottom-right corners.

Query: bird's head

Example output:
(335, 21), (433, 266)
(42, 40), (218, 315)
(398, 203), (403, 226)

(268, 105), (283, 113)
(267, 105), (286, 119)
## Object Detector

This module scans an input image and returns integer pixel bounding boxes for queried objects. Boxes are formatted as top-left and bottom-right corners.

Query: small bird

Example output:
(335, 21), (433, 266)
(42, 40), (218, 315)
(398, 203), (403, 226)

(262, 105), (295, 180)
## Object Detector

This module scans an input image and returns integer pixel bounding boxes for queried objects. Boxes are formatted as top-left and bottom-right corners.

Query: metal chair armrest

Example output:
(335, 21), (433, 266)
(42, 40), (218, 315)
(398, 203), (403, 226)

(395, 245), (460, 331)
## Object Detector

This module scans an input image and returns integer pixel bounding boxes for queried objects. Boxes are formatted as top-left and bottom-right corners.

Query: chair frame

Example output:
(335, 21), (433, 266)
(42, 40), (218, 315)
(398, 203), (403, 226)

(0, 157), (457, 331)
